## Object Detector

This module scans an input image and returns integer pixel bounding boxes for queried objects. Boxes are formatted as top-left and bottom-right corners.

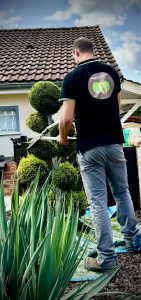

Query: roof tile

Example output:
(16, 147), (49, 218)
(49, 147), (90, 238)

(0, 26), (123, 84)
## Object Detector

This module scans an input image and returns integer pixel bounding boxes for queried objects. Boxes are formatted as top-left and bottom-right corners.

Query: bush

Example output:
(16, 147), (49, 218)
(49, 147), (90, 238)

(132, 107), (141, 117)
(66, 189), (88, 216)
(19, 191), (32, 207)
(28, 140), (57, 160)
(49, 123), (76, 158)
(17, 154), (49, 186)
(52, 161), (78, 192)
(26, 112), (48, 133)
(49, 189), (88, 217)
(73, 168), (83, 191)
(29, 81), (61, 115)
(56, 141), (76, 158)
(48, 189), (56, 203)
(49, 123), (75, 137)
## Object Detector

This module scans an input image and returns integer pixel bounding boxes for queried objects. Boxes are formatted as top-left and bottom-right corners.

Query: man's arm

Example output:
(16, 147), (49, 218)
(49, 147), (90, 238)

(57, 100), (75, 145)
(117, 93), (120, 110)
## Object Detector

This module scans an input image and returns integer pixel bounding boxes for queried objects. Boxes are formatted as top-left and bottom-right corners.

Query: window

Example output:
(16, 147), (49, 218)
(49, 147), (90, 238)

(0, 106), (20, 134)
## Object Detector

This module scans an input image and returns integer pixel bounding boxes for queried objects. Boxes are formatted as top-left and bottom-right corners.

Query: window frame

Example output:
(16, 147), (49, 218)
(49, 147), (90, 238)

(0, 105), (20, 135)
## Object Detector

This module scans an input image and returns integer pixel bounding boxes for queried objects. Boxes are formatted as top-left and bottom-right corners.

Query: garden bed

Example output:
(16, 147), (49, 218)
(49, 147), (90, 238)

(67, 209), (141, 299)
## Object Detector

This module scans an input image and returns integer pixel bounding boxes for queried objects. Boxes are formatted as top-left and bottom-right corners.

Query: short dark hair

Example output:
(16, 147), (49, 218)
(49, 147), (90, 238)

(73, 37), (93, 53)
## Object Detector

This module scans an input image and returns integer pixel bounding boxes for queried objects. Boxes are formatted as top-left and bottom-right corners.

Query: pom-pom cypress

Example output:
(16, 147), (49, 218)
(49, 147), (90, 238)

(26, 112), (48, 133)
(28, 140), (57, 160)
(52, 161), (78, 192)
(29, 81), (61, 115)
(17, 154), (49, 186)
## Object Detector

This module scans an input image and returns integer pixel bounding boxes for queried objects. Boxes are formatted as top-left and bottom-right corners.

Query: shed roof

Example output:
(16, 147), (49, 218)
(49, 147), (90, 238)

(0, 25), (123, 84)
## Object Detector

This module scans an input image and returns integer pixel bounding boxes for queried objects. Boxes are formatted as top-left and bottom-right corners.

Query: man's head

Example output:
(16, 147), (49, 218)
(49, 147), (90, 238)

(73, 37), (94, 64)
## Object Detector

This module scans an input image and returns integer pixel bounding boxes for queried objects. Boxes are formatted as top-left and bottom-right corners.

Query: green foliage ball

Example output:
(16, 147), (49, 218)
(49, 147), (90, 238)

(29, 81), (61, 115)
(52, 161), (78, 192)
(26, 112), (48, 133)
(48, 188), (88, 217)
(57, 141), (76, 158)
(49, 124), (76, 158)
(49, 124), (75, 137)
(65, 189), (88, 216)
(48, 189), (55, 203)
(19, 191), (32, 207)
(28, 140), (57, 160)
(73, 168), (83, 191)
(17, 154), (49, 186)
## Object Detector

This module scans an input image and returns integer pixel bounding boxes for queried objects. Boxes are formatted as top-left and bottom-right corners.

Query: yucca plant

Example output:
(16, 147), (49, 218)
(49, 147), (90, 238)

(0, 172), (135, 300)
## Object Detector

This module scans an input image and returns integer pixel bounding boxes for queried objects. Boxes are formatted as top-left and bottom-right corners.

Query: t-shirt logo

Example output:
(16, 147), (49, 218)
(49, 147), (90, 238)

(88, 72), (114, 100)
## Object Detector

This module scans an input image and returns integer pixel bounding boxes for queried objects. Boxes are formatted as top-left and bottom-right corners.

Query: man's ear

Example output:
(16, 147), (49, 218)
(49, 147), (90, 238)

(76, 49), (80, 57)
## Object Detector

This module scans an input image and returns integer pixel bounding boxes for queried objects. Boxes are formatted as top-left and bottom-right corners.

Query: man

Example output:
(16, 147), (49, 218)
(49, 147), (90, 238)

(57, 37), (140, 272)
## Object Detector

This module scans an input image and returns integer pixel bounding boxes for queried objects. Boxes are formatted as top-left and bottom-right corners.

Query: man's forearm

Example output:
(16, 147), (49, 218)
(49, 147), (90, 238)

(57, 100), (75, 145)
(59, 115), (73, 141)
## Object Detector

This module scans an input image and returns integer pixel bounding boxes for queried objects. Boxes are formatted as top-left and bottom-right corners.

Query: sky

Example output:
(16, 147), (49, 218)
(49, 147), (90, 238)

(0, 0), (141, 83)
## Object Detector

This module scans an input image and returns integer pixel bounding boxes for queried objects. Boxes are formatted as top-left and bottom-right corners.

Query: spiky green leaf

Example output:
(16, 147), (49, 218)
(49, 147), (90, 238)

(0, 173), (7, 243)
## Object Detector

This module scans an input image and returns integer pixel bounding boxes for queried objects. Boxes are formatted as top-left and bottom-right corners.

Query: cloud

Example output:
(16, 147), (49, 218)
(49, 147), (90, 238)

(0, 10), (22, 28)
(105, 37), (112, 45)
(105, 30), (141, 46)
(44, 9), (72, 21)
(128, 0), (141, 7)
(9, 9), (15, 14)
(74, 12), (126, 27)
(120, 31), (141, 42)
(44, 0), (137, 28)
(113, 31), (141, 73)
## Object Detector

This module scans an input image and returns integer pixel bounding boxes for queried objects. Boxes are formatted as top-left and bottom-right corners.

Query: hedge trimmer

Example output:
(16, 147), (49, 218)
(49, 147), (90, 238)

(27, 120), (76, 150)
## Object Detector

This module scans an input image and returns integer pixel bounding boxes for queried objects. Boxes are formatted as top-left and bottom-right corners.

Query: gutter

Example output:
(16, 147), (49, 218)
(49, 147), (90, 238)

(0, 80), (63, 90)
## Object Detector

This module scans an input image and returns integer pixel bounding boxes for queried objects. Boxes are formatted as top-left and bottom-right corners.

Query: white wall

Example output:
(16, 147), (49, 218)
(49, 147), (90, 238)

(0, 93), (36, 157)
(0, 92), (62, 157)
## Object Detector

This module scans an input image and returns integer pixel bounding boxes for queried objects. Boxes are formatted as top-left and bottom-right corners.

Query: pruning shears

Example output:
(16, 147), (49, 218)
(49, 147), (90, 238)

(27, 120), (76, 150)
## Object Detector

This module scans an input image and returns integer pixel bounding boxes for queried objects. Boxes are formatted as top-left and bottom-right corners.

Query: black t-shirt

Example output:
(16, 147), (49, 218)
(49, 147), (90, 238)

(59, 59), (124, 152)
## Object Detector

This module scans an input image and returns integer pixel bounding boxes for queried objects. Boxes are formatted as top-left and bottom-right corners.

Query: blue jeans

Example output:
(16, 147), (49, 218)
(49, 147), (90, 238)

(77, 144), (139, 269)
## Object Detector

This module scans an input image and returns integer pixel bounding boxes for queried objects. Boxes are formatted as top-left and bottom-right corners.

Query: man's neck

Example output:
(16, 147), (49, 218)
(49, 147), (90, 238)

(78, 53), (94, 64)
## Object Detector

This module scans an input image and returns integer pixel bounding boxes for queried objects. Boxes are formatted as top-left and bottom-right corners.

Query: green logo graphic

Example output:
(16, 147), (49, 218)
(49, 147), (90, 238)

(93, 81), (110, 94)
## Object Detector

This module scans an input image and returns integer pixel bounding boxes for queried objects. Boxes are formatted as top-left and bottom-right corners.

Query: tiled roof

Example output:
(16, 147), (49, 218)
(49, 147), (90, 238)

(0, 25), (123, 84)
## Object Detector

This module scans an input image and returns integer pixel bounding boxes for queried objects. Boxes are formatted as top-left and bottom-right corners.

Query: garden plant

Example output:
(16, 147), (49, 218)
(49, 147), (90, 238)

(22, 81), (87, 215)
(1, 172), (137, 300)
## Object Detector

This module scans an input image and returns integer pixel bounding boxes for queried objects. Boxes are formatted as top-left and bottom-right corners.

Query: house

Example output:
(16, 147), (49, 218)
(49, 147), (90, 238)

(0, 25), (140, 158)
(0, 25), (141, 208)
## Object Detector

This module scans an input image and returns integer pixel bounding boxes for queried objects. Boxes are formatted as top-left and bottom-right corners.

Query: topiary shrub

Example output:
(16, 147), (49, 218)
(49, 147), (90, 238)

(49, 124), (76, 158)
(26, 112), (48, 133)
(29, 81), (61, 115)
(17, 154), (49, 186)
(73, 168), (83, 191)
(49, 124), (75, 137)
(57, 141), (76, 158)
(19, 191), (32, 207)
(48, 189), (55, 203)
(28, 140), (57, 160)
(48, 188), (88, 217)
(65, 189), (88, 216)
(52, 161), (78, 192)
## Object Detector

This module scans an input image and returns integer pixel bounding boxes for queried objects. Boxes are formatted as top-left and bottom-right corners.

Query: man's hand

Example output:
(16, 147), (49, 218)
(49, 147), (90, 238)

(57, 135), (69, 145)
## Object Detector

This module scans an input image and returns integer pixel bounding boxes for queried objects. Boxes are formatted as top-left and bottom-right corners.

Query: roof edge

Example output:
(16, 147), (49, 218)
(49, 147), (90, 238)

(0, 80), (63, 89)
(0, 25), (100, 32)
(123, 78), (141, 86)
